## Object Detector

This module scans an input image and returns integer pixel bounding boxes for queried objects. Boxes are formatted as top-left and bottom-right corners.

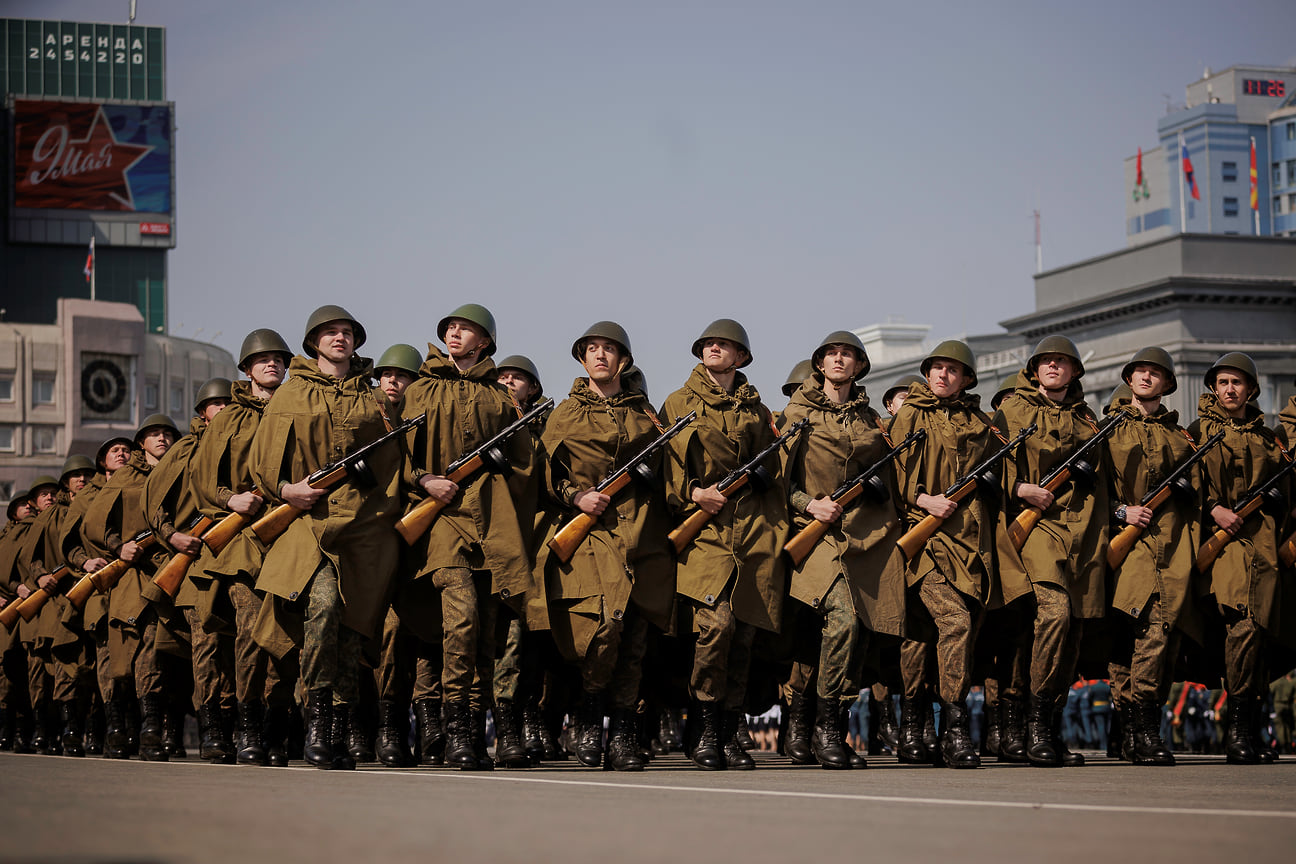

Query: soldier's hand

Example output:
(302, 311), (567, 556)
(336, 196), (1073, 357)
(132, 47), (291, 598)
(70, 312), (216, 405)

(37, 574), (57, 591)
(169, 532), (202, 555)
(1211, 505), (1243, 536)
(574, 488), (611, 516)
(691, 484), (728, 515)
(1016, 482), (1054, 510)
(281, 480), (326, 510)
(805, 497), (843, 524)
(418, 474), (459, 504)
(120, 541), (142, 564)
(228, 491), (265, 516)
(15, 585), (31, 600)
(83, 557), (108, 573)
(1124, 504), (1153, 528)
(917, 493), (957, 519)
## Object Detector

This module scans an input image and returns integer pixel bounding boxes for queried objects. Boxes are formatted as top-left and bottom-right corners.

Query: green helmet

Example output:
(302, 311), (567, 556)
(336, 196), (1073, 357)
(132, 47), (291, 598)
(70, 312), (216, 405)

(884, 373), (926, 407)
(437, 304), (498, 358)
(238, 328), (293, 371)
(991, 384), (1016, 412)
(623, 365), (648, 400)
(60, 454), (96, 483)
(135, 413), (180, 443)
(1027, 334), (1085, 379)
(496, 355), (543, 393)
(95, 435), (135, 468)
(691, 319), (752, 368)
(28, 475), (60, 497)
(6, 489), (29, 521)
(302, 305), (366, 358)
(811, 330), (870, 381)
(922, 340), (978, 388)
(782, 358), (815, 397)
(193, 377), (233, 414)
(1121, 347), (1177, 396)
(375, 344), (423, 377)
(571, 321), (633, 369)
(1205, 352), (1259, 400)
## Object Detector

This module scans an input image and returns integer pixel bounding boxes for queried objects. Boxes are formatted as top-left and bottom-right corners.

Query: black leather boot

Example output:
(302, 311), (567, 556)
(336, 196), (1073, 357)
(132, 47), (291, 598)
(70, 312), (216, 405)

(164, 702), (187, 759)
(198, 702), (226, 762)
(138, 694), (168, 761)
(897, 697), (930, 764)
(724, 711), (755, 769)
(443, 699), (477, 769)
(493, 699), (530, 769)
(236, 701), (268, 766)
(922, 700), (939, 757)
(60, 699), (85, 758)
(303, 688), (334, 769)
(690, 701), (725, 770)
(1052, 699), (1084, 766)
(0, 702), (13, 751)
(1026, 694), (1060, 767)
(522, 703), (546, 762)
(840, 702), (867, 768)
(982, 699), (1000, 757)
(330, 703), (356, 770)
(939, 701), (980, 769)
(998, 696), (1028, 763)
(264, 705), (290, 767)
(345, 704), (373, 764)
(575, 691), (605, 768)
(654, 706), (679, 754)
(811, 697), (851, 770)
(736, 713), (757, 751)
(219, 706), (237, 764)
(124, 696), (140, 756)
(105, 694), (129, 759)
(606, 707), (645, 772)
(414, 698), (446, 766)
(374, 699), (410, 768)
(31, 699), (53, 754)
(1224, 696), (1258, 764)
(84, 698), (105, 756)
(784, 689), (815, 765)
(1130, 700), (1173, 766)
(1109, 702), (1127, 759)
(471, 708), (494, 770)
(1253, 698), (1277, 763)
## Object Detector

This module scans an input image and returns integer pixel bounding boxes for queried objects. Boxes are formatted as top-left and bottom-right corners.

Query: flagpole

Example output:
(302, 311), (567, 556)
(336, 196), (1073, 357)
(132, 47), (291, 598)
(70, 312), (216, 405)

(90, 236), (96, 301)
(1178, 131), (1187, 233)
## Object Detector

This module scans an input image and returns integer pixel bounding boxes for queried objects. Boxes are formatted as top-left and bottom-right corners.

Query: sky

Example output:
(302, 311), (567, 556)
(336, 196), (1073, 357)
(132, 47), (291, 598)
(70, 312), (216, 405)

(12, 0), (1296, 400)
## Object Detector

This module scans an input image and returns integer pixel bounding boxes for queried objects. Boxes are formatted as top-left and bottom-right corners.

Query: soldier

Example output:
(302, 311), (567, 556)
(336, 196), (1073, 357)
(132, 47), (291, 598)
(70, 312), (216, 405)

(12, 475), (61, 753)
(891, 340), (1029, 768)
(188, 328), (294, 767)
(0, 489), (34, 751)
(535, 322), (674, 771)
(250, 306), (403, 770)
(995, 335), (1110, 767)
(781, 359), (814, 400)
(662, 319), (789, 770)
(1190, 352), (1292, 764)
(1104, 348), (1201, 766)
(883, 374), (925, 418)
(781, 331), (907, 769)
(400, 303), (537, 770)
(80, 414), (182, 760)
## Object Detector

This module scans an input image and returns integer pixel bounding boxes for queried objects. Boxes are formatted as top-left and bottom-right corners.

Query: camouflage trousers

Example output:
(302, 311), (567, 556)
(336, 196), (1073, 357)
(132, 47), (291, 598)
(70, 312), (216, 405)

(28, 639), (94, 704)
(1220, 606), (1268, 698)
(183, 607), (234, 710)
(301, 559), (365, 705)
(689, 579), (755, 710)
(578, 600), (649, 710)
(1108, 594), (1179, 706)
(106, 617), (163, 702)
(375, 607), (442, 703)
(432, 567), (497, 710)
(789, 577), (864, 702)
(1027, 581), (1083, 699)
(226, 578), (293, 707)
(900, 576), (983, 704)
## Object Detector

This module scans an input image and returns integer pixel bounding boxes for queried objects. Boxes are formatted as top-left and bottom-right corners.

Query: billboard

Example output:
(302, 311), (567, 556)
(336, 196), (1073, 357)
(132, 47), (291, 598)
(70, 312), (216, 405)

(0, 19), (165, 102)
(12, 100), (172, 213)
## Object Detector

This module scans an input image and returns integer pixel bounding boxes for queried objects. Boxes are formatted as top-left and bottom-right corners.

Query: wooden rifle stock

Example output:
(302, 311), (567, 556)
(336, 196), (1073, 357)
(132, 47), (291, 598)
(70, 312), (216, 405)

(0, 596), (22, 630)
(251, 466), (349, 545)
(66, 531), (157, 611)
(548, 472), (634, 563)
(395, 454), (485, 545)
(16, 564), (71, 622)
(152, 516), (215, 599)
(896, 479), (977, 561)
(1279, 530), (1296, 568)
(1008, 469), (1069, 551)
(668, 474), (751, 554)
(201, 487), (263, 555)
(1196, 496), (1265, 573)
(1106, 486), (1171, 569)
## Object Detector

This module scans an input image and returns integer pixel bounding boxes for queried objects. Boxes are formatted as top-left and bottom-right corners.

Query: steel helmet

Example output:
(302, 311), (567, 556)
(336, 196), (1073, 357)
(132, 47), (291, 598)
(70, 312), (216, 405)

(437, 304), (498, 358)
(238, 328), (293, 372)
(496, 355), (543, 394)
(691, 319), (752, 368)
(135, 413), (180, 443)
(571, 321), (633, 369)
(6, 489), (29, 521)
(1027, 334), (1085, 379)
(1205, 352), (1259, 400)
(193, 378), (233, 414)
(1121, 347), (1177, 396)
(302, 305), (366, 358)
(27, 475), (60, 497)
(375, 344), (423, 377)
(782, 359), (815, 397)
(922, 340), (978, 388)
(884, 374), (926, 407)
(95, 436), (135, 468)
(812, 330), (870, 381)
(59, 454), (96, 483)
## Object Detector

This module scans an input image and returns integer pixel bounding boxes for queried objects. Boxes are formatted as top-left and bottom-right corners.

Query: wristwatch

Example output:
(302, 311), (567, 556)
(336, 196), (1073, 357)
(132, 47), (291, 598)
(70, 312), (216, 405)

(1115, 504), (1128, 523)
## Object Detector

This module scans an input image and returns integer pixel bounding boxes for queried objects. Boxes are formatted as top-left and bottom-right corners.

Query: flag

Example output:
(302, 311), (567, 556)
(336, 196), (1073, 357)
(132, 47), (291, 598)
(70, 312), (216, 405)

(1133, 147), (1150, 202)
(83, 236), (95, 282)
(1250, 138), (1259, 211)
(1181, 143), (1200, 201)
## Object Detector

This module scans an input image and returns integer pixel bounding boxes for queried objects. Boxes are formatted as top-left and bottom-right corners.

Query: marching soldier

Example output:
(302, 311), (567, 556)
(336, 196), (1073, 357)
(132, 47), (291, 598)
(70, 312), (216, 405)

(250, 306), (403, 770)
(995, 335), (1110, 767)
(13, 475), (61, 753)
(1190, 352), (1292, 764)
(662, 319), (789, 770)
(781, 331), (907, 769)
(0, 490), (35, 751)
(884, 374), (925, 418)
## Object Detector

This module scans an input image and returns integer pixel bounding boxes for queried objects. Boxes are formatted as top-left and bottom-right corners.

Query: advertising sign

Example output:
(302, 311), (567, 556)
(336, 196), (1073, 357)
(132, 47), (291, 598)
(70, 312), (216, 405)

(13, 100), (172, 213)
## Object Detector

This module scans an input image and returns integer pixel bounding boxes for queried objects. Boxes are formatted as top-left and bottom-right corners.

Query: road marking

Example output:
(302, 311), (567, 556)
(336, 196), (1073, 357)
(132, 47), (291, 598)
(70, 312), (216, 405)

(392, 770), (1296, 819)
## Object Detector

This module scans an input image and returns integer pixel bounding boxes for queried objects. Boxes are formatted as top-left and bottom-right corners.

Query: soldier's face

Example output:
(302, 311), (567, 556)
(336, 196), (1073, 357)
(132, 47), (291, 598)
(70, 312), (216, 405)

(379, 368), (415, 402)
(33, 488), (56, 511)
(12, 501), (32, 520)
(246, 352), (287, 389)
(1035, 353), (1076, 391)
(582, 338), (623, 386)
(65, 471), (93, 494)
(1212, 370), (1252, 413)
(139, 427), (175, 460)
(497, 370), (538, 405)
(199, 400), (229, 424)
(818, 345), (863, 386)
(701, 338), (745, 373)
(1127, 363), (1168, 400)
(314, 322), (356, 363)
(927, 359), (973, 399)
(885, 392), (908, 415)
(444, 318), (489, 362)
(102, 443), (131, 473)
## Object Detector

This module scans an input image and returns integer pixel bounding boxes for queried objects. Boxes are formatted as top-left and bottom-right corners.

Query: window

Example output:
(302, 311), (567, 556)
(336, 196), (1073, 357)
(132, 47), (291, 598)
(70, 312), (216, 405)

(1289, 121), (1296, 140)
(1288, 160), (1296, 186)
(169, 380), (185, 413)
(1223, 197), (1239, 217)
(32, 375), (55, 405)
(0, 376), (12, 402)
(1289, 193), (1296, 211)
(143, 379), (159, 411)
(1275, 163), (1283, 184)
(0, 425), (14, 453)
(33, 427), (56, 453)
(1222, 161), (1237, 182)
(1275, 196), (1284, 216)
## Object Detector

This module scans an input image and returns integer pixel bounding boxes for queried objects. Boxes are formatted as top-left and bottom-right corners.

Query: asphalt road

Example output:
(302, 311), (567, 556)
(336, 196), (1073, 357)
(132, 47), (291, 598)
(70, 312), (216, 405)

(1, 750), (1293, 864)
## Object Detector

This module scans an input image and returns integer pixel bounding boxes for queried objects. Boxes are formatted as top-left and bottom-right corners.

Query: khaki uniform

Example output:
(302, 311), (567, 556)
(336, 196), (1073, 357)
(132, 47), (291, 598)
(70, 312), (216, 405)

(536, 376), (674, 707)
(0, 518), (35, 711)
(662, 364), (788, 707)
(1278, 395), (1296, 447)
(781, 377), (905, 701)
(995, 371), (1110, 699)
(57, 475), (111, 701)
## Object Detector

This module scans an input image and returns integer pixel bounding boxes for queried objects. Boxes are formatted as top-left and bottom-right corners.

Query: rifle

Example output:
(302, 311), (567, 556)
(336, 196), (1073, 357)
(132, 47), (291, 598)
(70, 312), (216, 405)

(65, 529), (157, 611)
(253, 414), (426, 545)
(151, 515), (216, 599)
(1280, 530), (1296, 568)
(667, 419), (809, 555)
(200, 486), (263, 555)
(13, 564), (73, 623)
(395, 398), (554, 545)
(1196, 453), (1296, 572)
(548, 411), (697, 563)
(896, 423), (1037, 561)
(1106, 429), (1225, 569)
(1007, 412), (1126, 551)
(0, 596), (19, 631)
(783, 429), (926, 567)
